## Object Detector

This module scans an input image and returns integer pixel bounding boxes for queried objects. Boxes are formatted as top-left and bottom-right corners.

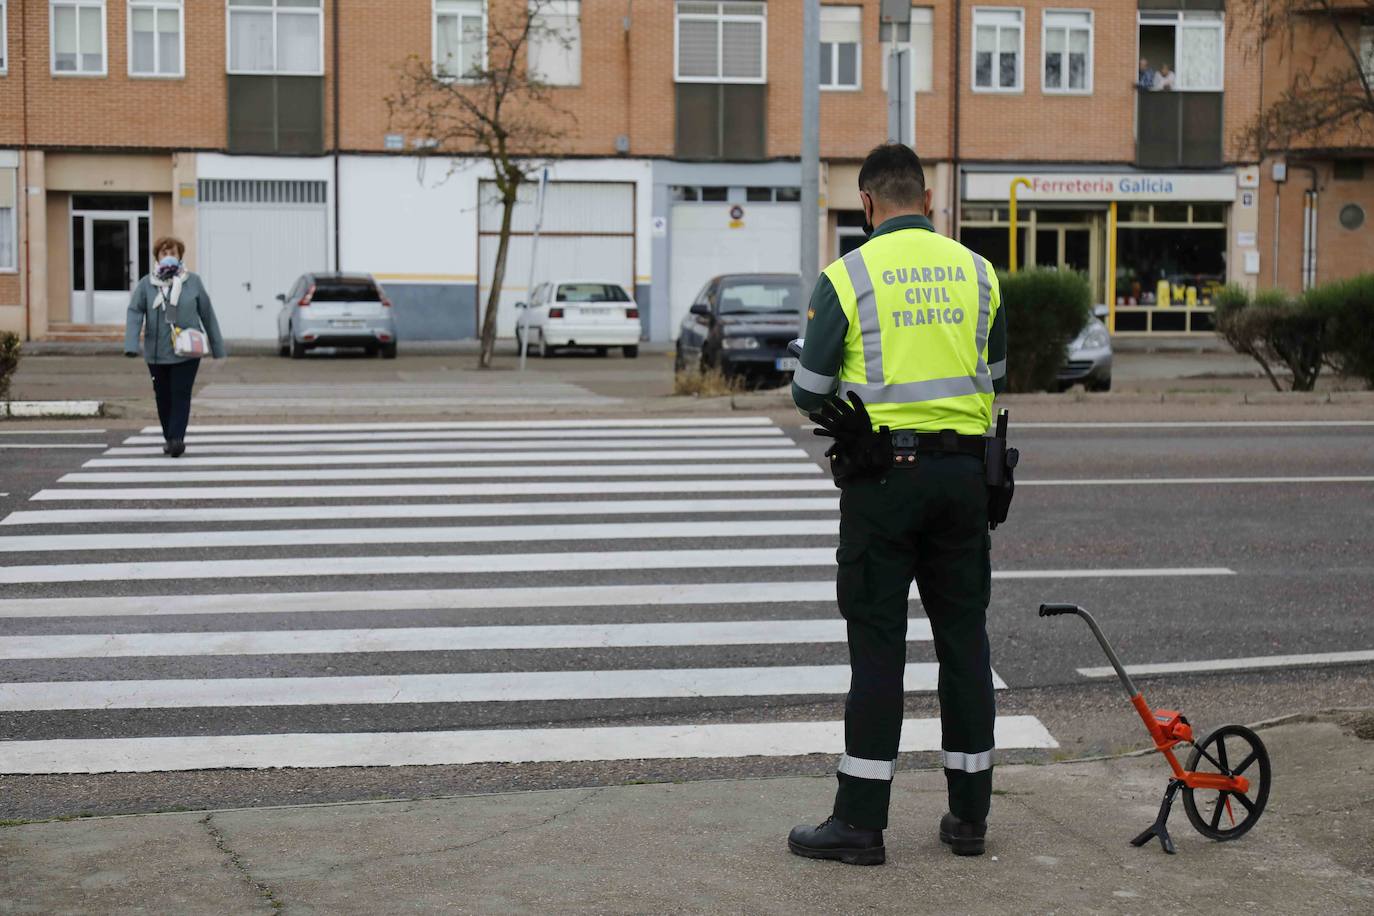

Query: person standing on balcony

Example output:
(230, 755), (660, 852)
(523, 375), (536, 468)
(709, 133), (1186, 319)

(1154, 64), (1176, 91)
(123, 237), (226, 458)
(1137, 58), (1157, 90)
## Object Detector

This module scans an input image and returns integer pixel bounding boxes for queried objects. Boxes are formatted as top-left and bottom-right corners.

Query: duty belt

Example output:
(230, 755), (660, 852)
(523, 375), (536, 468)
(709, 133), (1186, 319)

(889, 429), (988, 465)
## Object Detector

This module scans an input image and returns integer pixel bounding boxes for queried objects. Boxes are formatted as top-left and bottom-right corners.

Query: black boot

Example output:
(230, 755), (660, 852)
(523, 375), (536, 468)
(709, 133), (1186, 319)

(788, 815), (885, 866)
(939, 812), (986, 856)
(167, 440), (186, 458)
(162, 440), (172, 455)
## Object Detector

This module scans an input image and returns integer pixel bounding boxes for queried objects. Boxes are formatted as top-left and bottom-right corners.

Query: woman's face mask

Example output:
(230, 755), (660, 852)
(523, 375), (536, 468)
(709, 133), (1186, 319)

(158, 256), (181, 270)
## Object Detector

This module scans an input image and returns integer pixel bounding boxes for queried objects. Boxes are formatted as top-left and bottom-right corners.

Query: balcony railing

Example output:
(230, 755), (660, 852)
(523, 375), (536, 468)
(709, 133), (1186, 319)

(1135, 91), (1223, 169)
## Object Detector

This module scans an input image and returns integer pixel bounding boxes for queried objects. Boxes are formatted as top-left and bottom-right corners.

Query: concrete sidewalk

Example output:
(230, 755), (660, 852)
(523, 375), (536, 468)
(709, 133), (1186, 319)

(3, 715), (1370, 915)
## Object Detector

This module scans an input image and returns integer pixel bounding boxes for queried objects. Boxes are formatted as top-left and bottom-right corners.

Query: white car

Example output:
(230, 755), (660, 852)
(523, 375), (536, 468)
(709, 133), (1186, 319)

(515, 280), (642, 358)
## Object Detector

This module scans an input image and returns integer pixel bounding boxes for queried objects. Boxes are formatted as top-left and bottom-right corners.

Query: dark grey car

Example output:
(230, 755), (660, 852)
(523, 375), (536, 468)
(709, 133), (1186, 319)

(674, 273), (804, 384)
(277, 273), (398, 359)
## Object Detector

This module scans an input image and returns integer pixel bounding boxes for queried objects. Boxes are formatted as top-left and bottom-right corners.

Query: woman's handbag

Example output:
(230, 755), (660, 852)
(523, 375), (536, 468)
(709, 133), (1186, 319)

(159, 281), (210, 358)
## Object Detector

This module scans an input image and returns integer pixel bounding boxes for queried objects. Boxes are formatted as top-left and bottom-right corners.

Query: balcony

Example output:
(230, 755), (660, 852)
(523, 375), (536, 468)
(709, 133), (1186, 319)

(1136, 90), (1223, 169)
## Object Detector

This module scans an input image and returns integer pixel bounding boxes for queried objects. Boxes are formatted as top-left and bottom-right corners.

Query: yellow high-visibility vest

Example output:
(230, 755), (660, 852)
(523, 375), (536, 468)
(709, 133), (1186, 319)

(823, 227), (1002, 434)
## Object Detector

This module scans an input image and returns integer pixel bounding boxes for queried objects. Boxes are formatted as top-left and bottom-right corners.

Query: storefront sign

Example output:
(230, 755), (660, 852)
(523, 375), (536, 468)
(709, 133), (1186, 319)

(965, 172), (1237, 202)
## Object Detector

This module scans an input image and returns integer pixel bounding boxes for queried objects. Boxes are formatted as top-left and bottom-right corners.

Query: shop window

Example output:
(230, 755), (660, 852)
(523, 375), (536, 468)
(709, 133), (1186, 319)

(435, 0), (485, 80)
(129, 0), (183, 78)
(819, 6), (861, 90)
(228, 0), (322, 75)
(528, 0), (579, 86)
(1116, 226), (1226, 307)
(1043, 10), (1090, 94)
(960, 227), (1026, 272)
(675, 83), (766, 160)
(51, 0), (107, 75)
(972, 8), (1022, 92)
(675, 1), (766, 84)
(879, 6), (933, 92)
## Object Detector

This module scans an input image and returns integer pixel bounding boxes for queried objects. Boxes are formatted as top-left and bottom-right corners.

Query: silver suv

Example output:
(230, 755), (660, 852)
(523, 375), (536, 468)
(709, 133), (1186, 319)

(277, 273), (398, 359)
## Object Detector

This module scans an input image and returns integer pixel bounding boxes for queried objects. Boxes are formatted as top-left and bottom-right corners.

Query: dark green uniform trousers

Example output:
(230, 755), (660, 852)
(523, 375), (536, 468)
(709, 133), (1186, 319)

(832, 452), (996, 830)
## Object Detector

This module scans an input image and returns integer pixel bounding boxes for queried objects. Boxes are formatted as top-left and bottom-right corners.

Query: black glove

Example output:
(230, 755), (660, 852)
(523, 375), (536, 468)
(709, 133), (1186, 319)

(809, 391), (892, 482)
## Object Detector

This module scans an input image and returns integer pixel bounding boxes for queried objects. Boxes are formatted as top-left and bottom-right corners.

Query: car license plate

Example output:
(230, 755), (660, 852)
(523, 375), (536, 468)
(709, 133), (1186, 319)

(776, 357), (800, 371)
(330, 320), (365, 328)
(580, 308), (609, 317)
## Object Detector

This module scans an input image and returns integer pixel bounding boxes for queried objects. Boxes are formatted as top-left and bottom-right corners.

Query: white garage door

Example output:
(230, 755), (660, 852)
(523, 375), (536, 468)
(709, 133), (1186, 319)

(668, 202), (800, 339)
(479, 181), (635, 339)
(198, 180), (329, 340)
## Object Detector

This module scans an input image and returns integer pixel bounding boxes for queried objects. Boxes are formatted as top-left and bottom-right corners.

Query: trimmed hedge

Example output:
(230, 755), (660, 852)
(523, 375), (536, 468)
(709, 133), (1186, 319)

(1215, 275), (1374, 391)
(0, 332), (20, 403)
(998, 269), (1091, 393)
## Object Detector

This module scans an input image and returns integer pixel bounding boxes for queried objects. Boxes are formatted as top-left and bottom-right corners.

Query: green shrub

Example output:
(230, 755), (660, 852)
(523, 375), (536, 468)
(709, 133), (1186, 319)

(1214, 286), (1328, 391)
(0, 332), (20, 403)
(1307, 274), (1374, 389)
(997, 268), (1091, 393)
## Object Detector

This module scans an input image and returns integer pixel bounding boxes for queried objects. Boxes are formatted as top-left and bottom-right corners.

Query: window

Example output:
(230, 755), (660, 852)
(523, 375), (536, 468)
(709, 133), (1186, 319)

(879, 6), (933, 93)
(227, 0), (322, 75)
(434, 0), (485, 80)
(528, 0), (579, 86)
(129, 0), (183, 77)
(1043, 9), (1090, 94)
(1137, 10), (1223, 92)
(675, 1), (766, 84)
(51, 0), (107, 75)
(819, 6), (860, 90)
(1361, 25), (1373, 84)
(0, 166), (15, 271)
(556, 283), (631, 302)
(972, 7), (1022, 92)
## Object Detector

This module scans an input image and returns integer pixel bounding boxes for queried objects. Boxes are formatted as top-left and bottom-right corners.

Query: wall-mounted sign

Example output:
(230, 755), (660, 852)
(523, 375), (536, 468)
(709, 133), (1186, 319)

(965, 171), (1238, 203)
(1240, 191), (1256, 209)
(384, 134), (405, 151)
(651, 215), (667, 237)
(1237, 166), (1260, 189)
(1237, 230), (1256, 247)
(178, 183), (196, 206)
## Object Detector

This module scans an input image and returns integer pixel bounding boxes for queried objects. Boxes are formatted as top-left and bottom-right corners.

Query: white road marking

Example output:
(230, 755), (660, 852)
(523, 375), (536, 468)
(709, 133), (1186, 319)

(0, 444), (107, 449)
(0, 519), (839, 553)
(0, 553), (1235, 585)
(82, 447), (808, 468)
(122, 427), (786, 445)
(0, 663), (1007, 711)
(137, 417), (777, 434)
(0, 429), (106, 435)
(1079, 649), (1374, 678)
(103, 436), (796, 456)
(32, 479), (837, 500)
(1019, 421), (1374, 429)
(60, 462), (821, 483)
(0, 497), (839, 526)
(1021, 476), (1374, 486)
(0, 715), (1058, 774)
(0, 581), (850, 618)
(0, 619), (935, 659)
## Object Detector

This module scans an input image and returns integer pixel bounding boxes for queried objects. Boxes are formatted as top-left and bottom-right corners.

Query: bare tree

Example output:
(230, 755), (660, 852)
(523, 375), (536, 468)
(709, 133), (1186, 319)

(1235, 0), (1374, 155)
(387, 0), (573, 368)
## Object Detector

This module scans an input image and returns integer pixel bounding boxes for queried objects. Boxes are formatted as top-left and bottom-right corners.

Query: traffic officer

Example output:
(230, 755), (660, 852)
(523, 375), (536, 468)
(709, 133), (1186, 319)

(787, 144), (1008, 866)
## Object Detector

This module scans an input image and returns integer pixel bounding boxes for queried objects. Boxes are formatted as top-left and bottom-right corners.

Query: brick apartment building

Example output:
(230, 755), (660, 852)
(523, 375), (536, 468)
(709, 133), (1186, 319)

(0, 0), (1368, 344)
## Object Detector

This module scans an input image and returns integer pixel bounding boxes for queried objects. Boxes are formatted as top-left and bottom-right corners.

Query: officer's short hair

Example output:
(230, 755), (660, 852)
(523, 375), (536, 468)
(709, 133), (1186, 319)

(858, 144), (926, 207)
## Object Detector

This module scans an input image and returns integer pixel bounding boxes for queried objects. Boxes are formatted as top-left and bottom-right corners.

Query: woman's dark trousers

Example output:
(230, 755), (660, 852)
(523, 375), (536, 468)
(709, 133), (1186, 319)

(148, 359), (200, 442)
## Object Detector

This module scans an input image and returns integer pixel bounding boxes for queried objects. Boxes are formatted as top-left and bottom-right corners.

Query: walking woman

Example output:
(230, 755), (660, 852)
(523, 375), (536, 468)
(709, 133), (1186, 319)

(123, 237), (226, 457)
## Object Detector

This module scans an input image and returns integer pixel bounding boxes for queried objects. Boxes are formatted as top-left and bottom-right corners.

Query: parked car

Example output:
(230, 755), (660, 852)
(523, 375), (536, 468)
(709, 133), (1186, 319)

(277, 272), (398, 359)
(1058, 305), (1113, 391)
(515, 280), (642, 357)
(675, 273), (804, 385)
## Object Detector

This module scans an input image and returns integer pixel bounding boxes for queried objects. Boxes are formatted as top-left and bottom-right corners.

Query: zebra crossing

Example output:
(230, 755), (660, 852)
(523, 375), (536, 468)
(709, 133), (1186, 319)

(0, 416), (1062, 776)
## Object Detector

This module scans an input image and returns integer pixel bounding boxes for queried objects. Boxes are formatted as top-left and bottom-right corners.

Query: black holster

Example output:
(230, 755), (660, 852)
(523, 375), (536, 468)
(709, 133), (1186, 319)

(985, 410), (1019, 530)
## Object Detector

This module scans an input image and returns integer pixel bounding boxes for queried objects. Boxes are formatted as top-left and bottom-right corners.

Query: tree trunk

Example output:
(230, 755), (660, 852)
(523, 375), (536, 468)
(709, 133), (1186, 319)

(477, 189), (517, 369)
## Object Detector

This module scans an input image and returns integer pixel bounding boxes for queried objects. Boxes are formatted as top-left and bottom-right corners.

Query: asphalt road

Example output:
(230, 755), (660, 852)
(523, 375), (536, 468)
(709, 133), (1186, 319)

(0, 415), (1370, 820)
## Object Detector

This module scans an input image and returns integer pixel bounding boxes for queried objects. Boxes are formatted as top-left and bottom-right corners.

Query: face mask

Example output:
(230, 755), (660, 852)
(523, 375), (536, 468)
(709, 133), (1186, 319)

(860, 192), (874, 236)
(158, 256), (180, 270)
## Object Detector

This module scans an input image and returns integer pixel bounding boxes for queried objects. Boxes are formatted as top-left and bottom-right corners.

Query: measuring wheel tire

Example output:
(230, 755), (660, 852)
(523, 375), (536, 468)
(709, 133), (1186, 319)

(1182, 724), (1271, 842)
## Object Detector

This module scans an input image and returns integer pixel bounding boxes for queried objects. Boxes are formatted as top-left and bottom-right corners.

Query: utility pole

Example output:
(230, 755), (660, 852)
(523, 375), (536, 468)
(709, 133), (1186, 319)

(882, 0), (913, 147)
(800, 0), (820, 287)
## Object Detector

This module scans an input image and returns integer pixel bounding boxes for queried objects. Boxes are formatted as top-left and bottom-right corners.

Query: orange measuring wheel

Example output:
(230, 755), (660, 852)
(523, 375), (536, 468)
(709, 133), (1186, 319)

(1039, 604), (1271, 854)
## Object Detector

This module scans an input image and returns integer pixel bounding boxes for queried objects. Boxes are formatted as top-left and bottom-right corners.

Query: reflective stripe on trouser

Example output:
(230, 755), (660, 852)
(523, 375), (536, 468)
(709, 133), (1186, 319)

(837, 753), (896, 781)
(943, 748), (994, 773)
(831, 453), (995, 831)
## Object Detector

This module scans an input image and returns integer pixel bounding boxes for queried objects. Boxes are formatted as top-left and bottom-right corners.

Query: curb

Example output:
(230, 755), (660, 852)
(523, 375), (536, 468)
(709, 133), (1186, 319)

(1, 400), (105, 418)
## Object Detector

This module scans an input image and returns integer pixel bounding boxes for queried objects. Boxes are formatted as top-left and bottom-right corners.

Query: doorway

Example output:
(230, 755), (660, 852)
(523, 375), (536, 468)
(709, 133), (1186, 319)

(70, 195), (151, 325)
